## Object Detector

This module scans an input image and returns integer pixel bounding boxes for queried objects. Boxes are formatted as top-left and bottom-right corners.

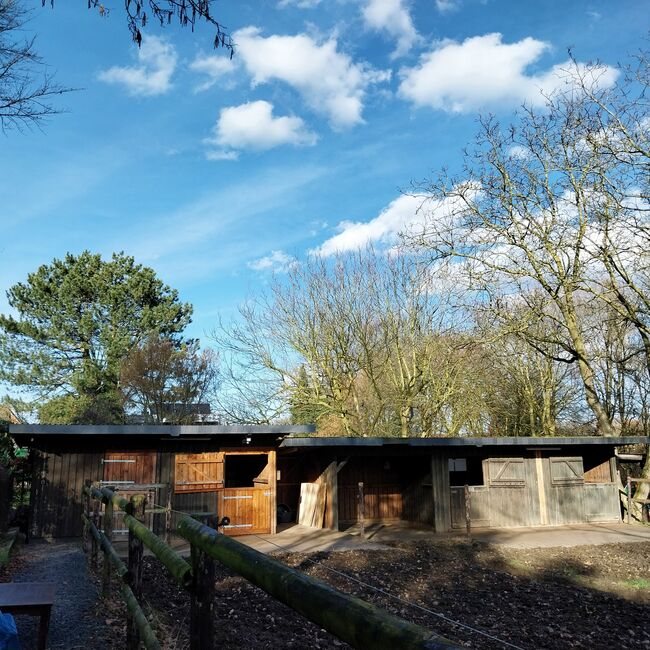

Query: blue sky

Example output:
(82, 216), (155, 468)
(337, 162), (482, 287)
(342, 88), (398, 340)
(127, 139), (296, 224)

(1, 0), (648, 341)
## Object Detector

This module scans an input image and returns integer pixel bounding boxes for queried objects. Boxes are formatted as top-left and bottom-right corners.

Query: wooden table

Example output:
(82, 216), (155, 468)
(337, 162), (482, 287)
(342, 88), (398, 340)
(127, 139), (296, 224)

(0, 582), (55, 650)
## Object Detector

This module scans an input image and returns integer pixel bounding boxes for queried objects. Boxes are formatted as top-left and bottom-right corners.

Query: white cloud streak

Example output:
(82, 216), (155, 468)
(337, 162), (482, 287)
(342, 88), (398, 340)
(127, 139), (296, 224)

(248, 250), (297, 272)
(189, 54), (237, 92)
(98, 36), (177, 96)
(312, 194), (425, 256)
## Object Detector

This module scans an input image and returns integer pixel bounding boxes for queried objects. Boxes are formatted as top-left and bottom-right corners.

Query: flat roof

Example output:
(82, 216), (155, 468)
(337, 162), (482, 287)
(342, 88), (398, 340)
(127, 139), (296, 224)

(280, 435), (650, 448)
(9, 424), (315, 438)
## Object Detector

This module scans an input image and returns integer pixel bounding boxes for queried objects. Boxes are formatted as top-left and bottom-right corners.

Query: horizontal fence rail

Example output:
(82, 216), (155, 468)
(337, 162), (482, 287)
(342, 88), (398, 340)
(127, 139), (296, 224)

(177, 516), (459, 650)
(82, 481), (461, 650)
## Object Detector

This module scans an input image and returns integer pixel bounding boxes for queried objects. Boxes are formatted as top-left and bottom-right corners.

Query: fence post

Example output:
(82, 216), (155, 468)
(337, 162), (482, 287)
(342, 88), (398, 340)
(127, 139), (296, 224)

(102, 497), (114, 597)
(358, 482), (365, 539)
(165, 489), (172, 545)
(189, 544), (216, 650)
(91, 500), (100, 569)
(82, 480), (91, 554)
(464, 484), (471, 540)
(127, 495), (146, 650)
(627, 475), (632, 525)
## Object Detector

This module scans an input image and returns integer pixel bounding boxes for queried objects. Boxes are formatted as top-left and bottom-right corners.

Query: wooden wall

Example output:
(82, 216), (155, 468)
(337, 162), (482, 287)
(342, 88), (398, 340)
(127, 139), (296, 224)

(450, 452), (620, 529)
(337, 455), (432, 526)
(28, 443), (279, 538)
(30, 451), (103, 538)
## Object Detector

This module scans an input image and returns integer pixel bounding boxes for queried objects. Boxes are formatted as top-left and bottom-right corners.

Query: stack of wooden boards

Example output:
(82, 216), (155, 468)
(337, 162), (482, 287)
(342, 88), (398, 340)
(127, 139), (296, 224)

(298, 483), (326, 528)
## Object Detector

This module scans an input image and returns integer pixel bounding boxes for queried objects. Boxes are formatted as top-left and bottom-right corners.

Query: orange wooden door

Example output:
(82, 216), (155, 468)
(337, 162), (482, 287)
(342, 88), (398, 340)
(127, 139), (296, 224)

(102, 451), (157, 535)
(174, 452), (224, 493)
(218, 487), (271, 535)
(102, 451), (157, 485)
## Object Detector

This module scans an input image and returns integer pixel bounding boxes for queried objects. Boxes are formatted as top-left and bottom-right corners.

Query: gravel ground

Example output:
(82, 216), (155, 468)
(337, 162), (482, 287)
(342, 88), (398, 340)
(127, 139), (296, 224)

(2, 539), (114, 649)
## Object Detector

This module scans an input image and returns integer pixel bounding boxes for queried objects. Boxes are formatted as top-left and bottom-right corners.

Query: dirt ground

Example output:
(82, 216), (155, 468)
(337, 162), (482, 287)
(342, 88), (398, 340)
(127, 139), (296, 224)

(5, 537), (650, 649)
(75, 537), (650, 650)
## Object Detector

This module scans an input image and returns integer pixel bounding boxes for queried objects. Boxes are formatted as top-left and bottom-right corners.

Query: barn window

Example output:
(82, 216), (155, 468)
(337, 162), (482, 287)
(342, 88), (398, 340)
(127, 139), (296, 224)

(550, 457), (584, 486)
(174, 453), (223, 493)
(225, 454), (269, 488)
(583, 458), (613, 483)
(449, 458), (485, 486)
(486, 458), (526, 487)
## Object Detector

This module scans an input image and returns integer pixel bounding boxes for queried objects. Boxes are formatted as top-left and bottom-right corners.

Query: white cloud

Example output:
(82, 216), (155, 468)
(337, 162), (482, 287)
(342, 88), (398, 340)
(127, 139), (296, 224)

(189, 54), (237, 92)
(312, 194), (425, 256)
(205, 149), (240, 161)
(508, 145), (530, 160)
(98, 36), (177, 96)
(435, 0), (460, 13)
(248, 250), (297, 273)
(399, 33), (618, 113)
(233, 26), (390, 129)
(205, 100), (317, 159)
(362, 0), (420, 59)
(277, 0), (322, 7)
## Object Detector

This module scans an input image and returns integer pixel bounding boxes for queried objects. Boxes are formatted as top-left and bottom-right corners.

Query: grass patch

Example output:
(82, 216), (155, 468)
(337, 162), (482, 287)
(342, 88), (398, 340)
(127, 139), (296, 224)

(0, 543), (11, 568)
(622, 578), (650, 590)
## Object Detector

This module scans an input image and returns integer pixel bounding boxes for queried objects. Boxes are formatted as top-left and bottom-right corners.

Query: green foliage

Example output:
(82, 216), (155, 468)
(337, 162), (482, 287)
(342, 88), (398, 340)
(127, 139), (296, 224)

(37, 392), (123, 424)
(289, 365), (325, 426)
(0, 251), (193, 423)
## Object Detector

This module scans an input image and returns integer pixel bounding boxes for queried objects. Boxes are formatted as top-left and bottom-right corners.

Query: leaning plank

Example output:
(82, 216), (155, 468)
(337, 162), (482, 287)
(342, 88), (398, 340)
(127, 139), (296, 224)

(298, 483), (326, 528)
(177, 517), (460, 650)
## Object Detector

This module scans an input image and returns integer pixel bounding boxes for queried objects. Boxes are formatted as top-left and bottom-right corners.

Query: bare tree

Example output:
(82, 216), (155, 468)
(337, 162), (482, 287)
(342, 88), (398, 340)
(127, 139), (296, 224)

(120, 335), (219, 423)
(406, 57), (650, 436)
(213, 249), (476, 436)
(0, 1), (71, 131)
(73, 1), (234, 51)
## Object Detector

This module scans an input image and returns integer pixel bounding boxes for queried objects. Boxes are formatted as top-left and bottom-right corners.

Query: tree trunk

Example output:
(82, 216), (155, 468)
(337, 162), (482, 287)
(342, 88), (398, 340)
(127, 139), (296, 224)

(563, 307), (615, 436)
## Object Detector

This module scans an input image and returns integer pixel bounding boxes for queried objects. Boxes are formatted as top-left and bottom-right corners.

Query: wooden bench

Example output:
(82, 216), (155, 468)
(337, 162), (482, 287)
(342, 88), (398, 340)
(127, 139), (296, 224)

(0, 582), (55, 650)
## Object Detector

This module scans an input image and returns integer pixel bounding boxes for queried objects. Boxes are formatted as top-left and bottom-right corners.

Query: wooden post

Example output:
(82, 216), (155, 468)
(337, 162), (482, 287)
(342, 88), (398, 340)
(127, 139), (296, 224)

(165, 490), (172, 545)
(127, 495), (146, 650)
(627, 475), (632, 525)
(91, 500), (100, 570)
(102, 497), (114, 597)
(189, 544), (216, 650)
(464, 484), (471, 540)
(178, 517), (459, 650)
(358, 482), (365, 539)
(82, 480), (91, 554)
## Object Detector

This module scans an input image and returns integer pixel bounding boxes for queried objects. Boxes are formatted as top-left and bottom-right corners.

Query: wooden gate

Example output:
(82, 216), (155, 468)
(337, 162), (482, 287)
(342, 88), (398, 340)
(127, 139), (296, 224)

(102, 451), (158, 535)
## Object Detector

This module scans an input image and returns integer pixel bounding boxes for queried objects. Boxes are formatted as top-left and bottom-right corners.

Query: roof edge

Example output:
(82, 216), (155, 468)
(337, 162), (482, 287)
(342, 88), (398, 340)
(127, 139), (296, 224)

(10, 424), (316, 437)
(280, 435), (650, 447)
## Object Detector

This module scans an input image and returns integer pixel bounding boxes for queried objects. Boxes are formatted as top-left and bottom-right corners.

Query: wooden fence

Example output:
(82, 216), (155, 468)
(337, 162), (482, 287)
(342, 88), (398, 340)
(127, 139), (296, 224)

(81, 481), (460, 650)
(626, 476), (650, 524)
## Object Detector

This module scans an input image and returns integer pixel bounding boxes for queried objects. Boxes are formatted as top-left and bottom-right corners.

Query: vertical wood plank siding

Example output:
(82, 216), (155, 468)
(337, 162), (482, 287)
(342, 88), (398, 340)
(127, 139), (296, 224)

(337, 456), (434, 527)
(30, 451), (103, 538)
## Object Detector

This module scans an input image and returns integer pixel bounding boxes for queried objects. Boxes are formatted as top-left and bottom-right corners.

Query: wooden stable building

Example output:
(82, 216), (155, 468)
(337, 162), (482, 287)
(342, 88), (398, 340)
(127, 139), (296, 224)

(8, 425), (649, 538)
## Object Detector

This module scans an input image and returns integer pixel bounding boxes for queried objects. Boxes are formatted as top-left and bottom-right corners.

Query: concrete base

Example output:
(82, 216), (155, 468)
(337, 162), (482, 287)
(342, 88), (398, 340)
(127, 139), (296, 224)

(468, 522), (650, 548)
(240, 521), (650, 554)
